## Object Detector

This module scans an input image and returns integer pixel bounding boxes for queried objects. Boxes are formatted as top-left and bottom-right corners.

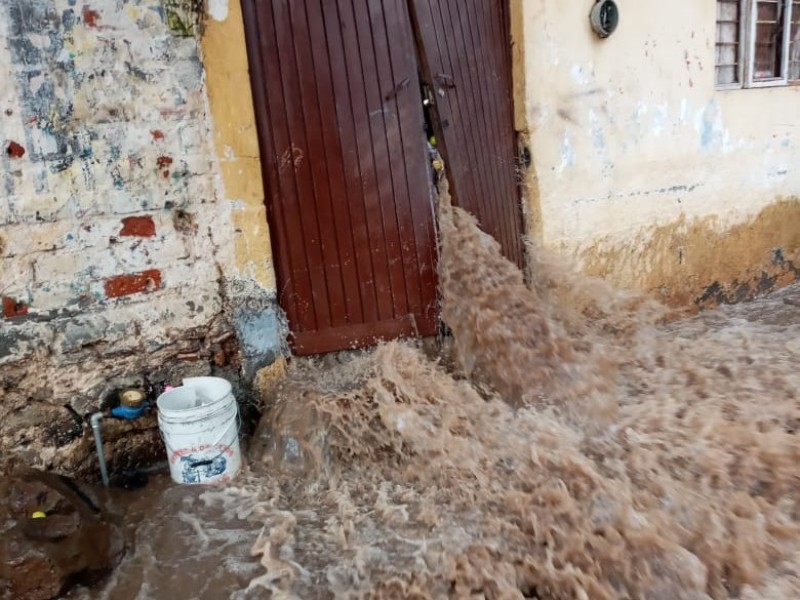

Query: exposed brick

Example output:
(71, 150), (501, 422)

(0, 1), (276, 440)
(104, 269), (162, 299)
(119, 216), (156, 238)
(2, 297), (29, 319)
(82, 6), (101, 28)
(6, 141), (25, 158)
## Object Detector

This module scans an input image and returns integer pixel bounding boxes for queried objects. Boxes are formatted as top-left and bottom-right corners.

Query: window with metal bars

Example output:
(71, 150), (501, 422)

(716, 0), (743, 86)
(716, 0), (800, 88)
(791, 0), (800, 79)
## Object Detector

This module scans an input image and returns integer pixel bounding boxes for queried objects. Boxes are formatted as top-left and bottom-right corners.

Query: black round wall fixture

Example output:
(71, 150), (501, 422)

(590, 0), (619, 39)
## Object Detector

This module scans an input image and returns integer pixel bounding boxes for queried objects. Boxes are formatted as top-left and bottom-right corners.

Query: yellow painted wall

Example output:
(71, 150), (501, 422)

(515, 1), (800, 306)
(201, 0), (275, 293)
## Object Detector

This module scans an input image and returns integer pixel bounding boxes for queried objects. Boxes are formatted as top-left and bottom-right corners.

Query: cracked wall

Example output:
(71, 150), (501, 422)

(0, 0), (281, 474)
(514, 1), (800, 307)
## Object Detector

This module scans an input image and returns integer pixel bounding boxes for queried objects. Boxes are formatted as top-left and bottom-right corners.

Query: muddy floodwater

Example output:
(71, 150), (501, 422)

(70, 201), (800, 599)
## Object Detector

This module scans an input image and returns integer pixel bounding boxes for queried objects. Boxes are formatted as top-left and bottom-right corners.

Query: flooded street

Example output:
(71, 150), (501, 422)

(66, 203), (800, 599)
(63, 473), (261, 600)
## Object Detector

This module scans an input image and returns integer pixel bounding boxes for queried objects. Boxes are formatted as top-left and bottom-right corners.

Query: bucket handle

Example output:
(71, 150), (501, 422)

(160, 406), (242, 469)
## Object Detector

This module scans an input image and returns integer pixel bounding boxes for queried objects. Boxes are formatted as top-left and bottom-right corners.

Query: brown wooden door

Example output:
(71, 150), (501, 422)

(410, 0), (525, 267)
(243, 0), (439, 355)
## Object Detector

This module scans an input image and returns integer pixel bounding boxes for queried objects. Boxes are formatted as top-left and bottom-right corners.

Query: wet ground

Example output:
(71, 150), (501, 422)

(63, 471), (262, 600)
(39, 202), (800, 599)
(54, 275), (800, 600)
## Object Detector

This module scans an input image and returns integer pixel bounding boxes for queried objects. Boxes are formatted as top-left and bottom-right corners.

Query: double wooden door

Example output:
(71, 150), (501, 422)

(244, 0), (522, 355)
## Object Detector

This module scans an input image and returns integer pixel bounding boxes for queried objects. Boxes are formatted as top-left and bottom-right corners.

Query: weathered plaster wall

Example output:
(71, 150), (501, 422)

(0, 0), (281, 474)
(516, 0), (800, 306)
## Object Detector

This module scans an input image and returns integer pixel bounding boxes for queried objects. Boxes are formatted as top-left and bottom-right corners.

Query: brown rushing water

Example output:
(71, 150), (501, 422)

(73, 199), (800, 599)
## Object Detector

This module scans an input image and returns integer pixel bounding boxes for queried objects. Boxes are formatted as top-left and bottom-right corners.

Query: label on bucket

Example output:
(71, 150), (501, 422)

(170, 444), (237, 484)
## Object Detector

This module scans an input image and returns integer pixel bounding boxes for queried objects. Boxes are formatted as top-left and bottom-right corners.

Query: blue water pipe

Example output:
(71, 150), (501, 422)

(91, 392), (151, 488)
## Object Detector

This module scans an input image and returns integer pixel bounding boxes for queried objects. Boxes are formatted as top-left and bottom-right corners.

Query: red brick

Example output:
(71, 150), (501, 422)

(6, 141), (25, 159)
(156, 156), (173, 168)
(150, 130), (165, 140)
(104, 269), (162, 299)
(2, 297), (29, 318)
(82, 6), (100, 28)
(119, 216), (156, 237)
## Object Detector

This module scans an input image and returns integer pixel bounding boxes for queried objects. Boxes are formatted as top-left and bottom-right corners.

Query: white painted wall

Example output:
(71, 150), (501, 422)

(519, 1), (800, 255)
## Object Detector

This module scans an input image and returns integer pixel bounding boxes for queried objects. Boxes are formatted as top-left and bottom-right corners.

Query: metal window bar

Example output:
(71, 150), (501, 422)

(791, 0), (800, 79)
(716, 0), (743, 86)
(753, 0), (784, 80)
(748, 0), (793, 85)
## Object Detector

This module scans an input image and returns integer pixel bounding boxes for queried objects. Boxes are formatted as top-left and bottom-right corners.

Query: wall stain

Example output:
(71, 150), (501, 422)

(6, 2), (81, 174)
(160, 0), (203, 37)
(172, 209), (197, 233)
(157, 155), (173, 177)
(519, 132), (542, 243)
(580, 198), (800, 310)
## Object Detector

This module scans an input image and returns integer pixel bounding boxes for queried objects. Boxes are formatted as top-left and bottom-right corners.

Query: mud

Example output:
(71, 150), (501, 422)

(0, 471), (124, 600)
(65, 473), (265, 600)
(46, 196), (800, 599)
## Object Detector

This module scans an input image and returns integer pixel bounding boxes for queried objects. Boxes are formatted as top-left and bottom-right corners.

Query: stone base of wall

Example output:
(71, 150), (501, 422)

(0, 314), (261, 479)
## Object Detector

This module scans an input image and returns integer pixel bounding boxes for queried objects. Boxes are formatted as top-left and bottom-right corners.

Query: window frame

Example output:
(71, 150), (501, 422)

(716, 0), (748, 90)
(717, 0), (799, 89)
(788, 0), (800, 82)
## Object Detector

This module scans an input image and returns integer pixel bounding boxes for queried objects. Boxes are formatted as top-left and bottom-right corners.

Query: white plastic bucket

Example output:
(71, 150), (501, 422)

(156, 377), (242, 485)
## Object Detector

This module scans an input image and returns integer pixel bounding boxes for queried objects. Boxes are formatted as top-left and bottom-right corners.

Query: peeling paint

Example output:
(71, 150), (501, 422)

(569, 63), (592, 86)
(202, 0), (277, 295)
(557, 131), (575, 175)
(650, 103), (668, 137)
(697, 100), (725, 153)
(207, 0), (229, 22)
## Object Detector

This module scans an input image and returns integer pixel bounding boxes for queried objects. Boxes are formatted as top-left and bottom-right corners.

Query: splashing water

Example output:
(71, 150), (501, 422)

(82, 194), (800, 599)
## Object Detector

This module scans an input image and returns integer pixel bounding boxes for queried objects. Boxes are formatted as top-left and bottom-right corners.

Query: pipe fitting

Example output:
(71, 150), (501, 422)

(90, 412), (109, 488)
